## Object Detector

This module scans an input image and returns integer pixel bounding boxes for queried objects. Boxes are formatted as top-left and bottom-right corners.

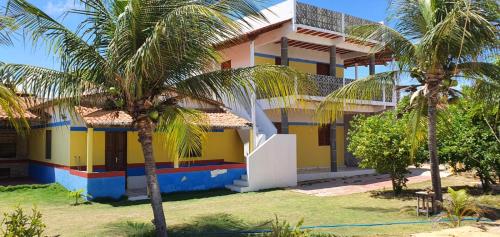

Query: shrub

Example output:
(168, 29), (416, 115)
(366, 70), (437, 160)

(438, 89), (499, 192)
(439, 187), (483, 227)
(1, 206), (46, 237)
(68, 189), (92, 205)
(348, 111), (423, 195)
(258, 216), (310, 237)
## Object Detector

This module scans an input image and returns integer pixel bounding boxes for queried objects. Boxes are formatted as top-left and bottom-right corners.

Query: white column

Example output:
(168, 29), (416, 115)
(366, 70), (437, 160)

(354, 63), (359, 80)
(86, 128), (94, 173)
(250, 41), (257, 151)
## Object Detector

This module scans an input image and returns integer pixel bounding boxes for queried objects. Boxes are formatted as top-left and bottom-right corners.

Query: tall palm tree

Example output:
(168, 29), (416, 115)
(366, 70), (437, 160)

(0, 0), (309, 236)
(317, 0), (498, 202)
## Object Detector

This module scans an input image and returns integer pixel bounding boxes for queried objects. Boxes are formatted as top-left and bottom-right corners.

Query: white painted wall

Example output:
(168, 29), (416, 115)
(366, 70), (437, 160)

(246, 134), (297, 191)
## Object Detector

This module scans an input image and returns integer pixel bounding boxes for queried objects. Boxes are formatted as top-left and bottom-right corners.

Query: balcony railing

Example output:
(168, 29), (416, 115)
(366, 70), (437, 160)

(295, 2), (379, 34)
(305, 74), (394, 103)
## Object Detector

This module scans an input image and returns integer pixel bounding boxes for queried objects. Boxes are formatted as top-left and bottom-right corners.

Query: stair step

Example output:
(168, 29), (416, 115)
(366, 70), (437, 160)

(225, 184), (252, 193)
(128, 195), (149, 201)
(233, 179), (248, 186)
(241, 175), (248, 181)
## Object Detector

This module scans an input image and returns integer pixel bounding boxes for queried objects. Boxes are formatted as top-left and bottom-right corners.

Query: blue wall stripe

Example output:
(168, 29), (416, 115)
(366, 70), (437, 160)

(254, 53), (344, 68)
(94, 127), (136, 132)
(70, 127), (88, 131)
(33, 120), (71, 129)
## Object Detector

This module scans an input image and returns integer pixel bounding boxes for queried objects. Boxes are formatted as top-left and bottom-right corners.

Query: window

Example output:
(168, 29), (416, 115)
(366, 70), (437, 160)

(45, 130), (52, 160)
(318, 124), (331, 146)
(221, 60), (231, 70)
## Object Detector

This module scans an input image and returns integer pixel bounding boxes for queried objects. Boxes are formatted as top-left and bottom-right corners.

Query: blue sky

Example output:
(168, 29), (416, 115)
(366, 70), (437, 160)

(0, 0), (390, 78)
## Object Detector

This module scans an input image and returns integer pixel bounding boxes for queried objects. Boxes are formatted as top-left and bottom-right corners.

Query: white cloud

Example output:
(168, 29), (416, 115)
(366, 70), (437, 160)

(44, 0), (77, 17)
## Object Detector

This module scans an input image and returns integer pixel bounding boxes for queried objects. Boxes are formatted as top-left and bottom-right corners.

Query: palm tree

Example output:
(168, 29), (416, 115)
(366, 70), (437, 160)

(0, 0), (309, 236)
(317, 0), (498, 202)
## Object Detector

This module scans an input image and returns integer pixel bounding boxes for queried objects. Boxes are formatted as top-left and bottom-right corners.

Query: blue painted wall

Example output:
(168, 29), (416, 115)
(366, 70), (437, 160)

(157, 168), (246, 193)
(29, 163), (245, 199)
(29, 163), (125, 200)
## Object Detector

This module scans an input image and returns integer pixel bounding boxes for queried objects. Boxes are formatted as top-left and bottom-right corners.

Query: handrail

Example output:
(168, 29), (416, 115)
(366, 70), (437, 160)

(296, 2), (379, 34)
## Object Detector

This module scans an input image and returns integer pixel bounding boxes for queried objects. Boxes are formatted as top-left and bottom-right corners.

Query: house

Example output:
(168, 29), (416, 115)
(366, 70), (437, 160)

(0, 0), (395, 199)
(1, 95), (253, 199)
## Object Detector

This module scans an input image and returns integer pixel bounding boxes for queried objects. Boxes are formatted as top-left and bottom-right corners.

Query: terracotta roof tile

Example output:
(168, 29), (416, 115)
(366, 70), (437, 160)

(75, 106), (251, 128)
(76, 106), (133, 127)
(0, 97), (41, 121)
(206, 112), (251, 128)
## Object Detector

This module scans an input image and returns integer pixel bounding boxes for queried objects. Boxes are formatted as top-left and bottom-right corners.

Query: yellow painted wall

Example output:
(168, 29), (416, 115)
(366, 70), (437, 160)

(290, 125), (330, 168)
(289, 125), (345, 169)
(70, 131), (87, 166)
(28, 127), (70, 166)
(127, 129), (245, 165)
(255, 56), (274, 65)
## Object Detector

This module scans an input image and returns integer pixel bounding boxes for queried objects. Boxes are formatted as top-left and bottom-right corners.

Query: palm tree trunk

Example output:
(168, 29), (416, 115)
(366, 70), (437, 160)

(427, 88), (443, 202)
(137, 118), (168, 237)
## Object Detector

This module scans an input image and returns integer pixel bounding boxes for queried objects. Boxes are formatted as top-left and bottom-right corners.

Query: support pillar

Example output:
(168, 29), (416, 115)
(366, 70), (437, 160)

(354, 63), (359, 80)
(86, 128), (94, 173)
(250, 40), (257, 149)
(329, 123), (337, 172)
(369, 54), (376, 75)
(329, 46), (337, 78)
(280, 37), (289, 134)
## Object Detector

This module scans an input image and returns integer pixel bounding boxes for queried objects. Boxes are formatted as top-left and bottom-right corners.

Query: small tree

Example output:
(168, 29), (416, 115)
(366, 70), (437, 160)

(439, 88), (499, 192)
(1, 206), (45, 237)
(348, 110), (423, 195)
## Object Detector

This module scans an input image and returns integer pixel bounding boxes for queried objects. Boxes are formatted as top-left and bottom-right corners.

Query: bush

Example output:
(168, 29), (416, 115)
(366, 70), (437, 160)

(257, 216), (309, 237)
(1, 206), (46, 237)
(439, 188), (483, 227)
(438, 88), (500, 192)
(68, 189), (92, 205)
(348, 111), (423, 195)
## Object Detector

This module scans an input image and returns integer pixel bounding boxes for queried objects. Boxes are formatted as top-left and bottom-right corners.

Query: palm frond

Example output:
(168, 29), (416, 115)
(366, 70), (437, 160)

(0, 84), (29, 132)
(155, 106), (208, 163)
(0, 16), (16, 45)
(6, 0), (111, 83)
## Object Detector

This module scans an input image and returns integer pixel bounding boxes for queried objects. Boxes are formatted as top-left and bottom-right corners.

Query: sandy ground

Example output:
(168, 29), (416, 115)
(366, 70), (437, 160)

(412, 221), (500, 237)
(292, 167), (451, 197)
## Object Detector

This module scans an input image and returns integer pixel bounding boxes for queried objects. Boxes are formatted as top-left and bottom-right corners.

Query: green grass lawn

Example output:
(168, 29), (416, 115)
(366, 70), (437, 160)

(0, 175), (496, 237)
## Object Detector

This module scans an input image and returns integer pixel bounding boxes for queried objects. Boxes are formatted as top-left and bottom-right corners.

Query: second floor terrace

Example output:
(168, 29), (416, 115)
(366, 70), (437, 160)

(219, 1), (396, 107)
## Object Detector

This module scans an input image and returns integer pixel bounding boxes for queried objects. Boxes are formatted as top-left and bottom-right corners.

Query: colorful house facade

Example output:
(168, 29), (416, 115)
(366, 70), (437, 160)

(0, 0), (396, 198)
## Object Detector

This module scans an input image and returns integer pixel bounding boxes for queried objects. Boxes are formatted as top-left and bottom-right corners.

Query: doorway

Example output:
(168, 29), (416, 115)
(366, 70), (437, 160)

(105, 132), (127, 172)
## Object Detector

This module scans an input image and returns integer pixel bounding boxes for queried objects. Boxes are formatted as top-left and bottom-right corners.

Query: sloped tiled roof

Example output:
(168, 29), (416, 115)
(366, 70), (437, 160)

(75, 106), (251, 128)
(76, 106), (133, 127)
(206, 112), (251, 128)
(0, 97), (41, 121)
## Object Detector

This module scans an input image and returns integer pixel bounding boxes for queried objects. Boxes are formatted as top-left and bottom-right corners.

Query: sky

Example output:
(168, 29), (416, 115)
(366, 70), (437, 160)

(0, 0), (391, 78)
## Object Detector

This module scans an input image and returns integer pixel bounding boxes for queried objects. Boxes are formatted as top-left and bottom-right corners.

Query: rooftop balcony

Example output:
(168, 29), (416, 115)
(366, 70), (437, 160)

(295, 2), (378, 35)
(302, 74), (395, 103)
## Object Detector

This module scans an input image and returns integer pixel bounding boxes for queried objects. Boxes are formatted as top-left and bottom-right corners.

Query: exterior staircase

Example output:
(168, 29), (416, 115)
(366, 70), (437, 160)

(225, 174), (251, 192)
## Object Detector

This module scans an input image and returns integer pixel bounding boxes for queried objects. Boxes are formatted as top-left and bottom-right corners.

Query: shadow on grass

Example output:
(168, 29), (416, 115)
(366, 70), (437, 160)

(106, 213), (340, 237)
(97, 188), (284, 207)
(344, 206), (401, 213)
(370, 184), (498, 201)
(107, 213), (268, 237)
